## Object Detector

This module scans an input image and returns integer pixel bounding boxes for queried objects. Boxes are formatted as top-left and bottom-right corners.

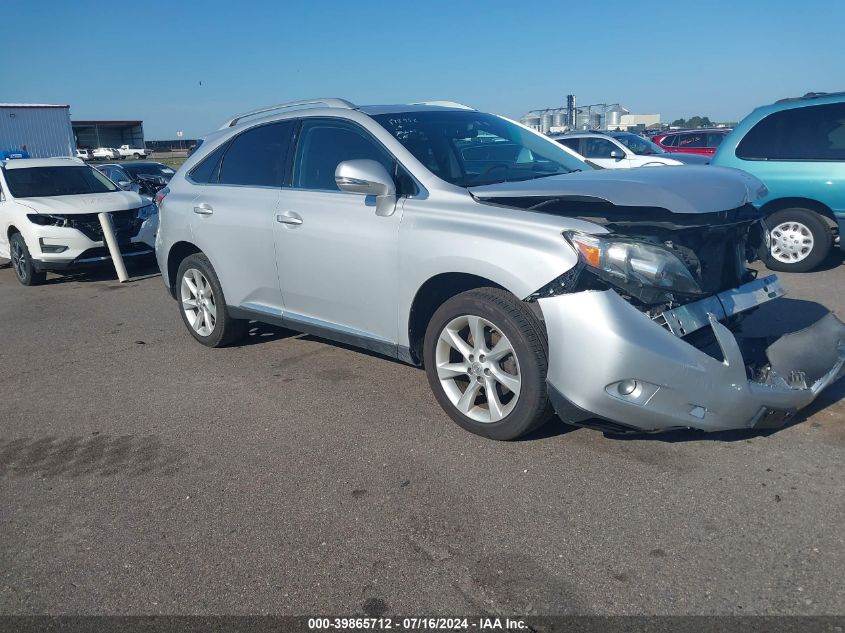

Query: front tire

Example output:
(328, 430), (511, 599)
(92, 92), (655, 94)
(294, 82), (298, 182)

(175, 253), (247, 347)
(9, 233), (46, 286)
(423, 288), (552, 440)
(760, 208), (832, 272)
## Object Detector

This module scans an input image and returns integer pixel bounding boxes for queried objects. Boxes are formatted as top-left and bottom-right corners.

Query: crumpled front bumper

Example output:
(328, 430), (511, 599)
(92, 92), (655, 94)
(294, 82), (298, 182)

(538, 289), (845, 432)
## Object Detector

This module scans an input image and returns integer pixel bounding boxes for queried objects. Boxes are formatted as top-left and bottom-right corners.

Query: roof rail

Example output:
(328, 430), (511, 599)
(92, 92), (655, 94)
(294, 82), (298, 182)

(410, 100), (475, 110)
(221, 98), (356, 128)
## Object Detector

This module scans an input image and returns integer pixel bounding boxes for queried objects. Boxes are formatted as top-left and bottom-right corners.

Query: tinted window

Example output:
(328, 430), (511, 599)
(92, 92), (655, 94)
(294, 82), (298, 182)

(706, 132), (726, 147)
(660, 134), (678, 147)
(373, 111), (587, 187)
(293, 119), (394, 191)
(3, 166), (118, 198)
(218, 121), (295, 186)
(583, 138), (620, 158)
(557, 138), (582, 153)
(736, 102), (845, 161)
(123, 162), (175, 178)
(677, 133), (706, 148)
(189, 142), (229, 184)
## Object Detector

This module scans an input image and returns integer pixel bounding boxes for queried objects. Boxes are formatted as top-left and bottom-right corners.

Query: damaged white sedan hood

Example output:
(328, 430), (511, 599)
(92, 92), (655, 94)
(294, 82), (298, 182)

(469, 165), (768, 214)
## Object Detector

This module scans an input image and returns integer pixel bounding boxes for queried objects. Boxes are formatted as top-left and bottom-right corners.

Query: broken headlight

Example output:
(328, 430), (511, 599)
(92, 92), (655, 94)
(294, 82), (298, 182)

(565, 231), (704, 303)
(27, 213), (71, 227)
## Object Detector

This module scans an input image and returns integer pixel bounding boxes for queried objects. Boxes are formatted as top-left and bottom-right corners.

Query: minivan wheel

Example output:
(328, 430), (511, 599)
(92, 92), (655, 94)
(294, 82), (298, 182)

(760, 208), (832, 273)
(423, 288), (553, 440)
(176, 253), (247, 347)
(9, 233), (46, 286)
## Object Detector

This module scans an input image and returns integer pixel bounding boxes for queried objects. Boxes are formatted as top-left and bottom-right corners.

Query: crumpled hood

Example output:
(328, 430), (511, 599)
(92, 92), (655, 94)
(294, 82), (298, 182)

(15, 190), (144, 215)
(469, 165), (767, 214)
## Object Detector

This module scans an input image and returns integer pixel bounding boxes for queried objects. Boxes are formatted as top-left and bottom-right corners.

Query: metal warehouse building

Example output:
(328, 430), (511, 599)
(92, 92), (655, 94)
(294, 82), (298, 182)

(0, 103), (75, 158)
(72, 120), (145, 151)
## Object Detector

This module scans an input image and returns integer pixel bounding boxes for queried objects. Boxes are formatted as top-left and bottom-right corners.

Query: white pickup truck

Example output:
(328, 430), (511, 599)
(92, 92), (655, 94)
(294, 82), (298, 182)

(116, 144), (150, 159)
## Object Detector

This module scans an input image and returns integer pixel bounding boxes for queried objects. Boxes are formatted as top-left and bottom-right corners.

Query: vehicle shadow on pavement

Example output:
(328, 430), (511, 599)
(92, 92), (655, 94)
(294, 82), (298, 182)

(237, 322), (302, 346)
(42, 259), (161, 285)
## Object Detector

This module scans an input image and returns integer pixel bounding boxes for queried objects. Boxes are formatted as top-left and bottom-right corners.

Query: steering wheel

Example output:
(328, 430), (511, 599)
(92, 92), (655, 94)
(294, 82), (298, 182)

(479, 163), (511, 178)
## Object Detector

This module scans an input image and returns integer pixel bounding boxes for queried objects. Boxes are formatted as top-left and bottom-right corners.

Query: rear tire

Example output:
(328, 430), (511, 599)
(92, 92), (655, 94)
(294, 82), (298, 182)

(175, 253), (247, 347)
(9, 233), (46, 286)
(423, 287), (552, 440)
(759, 207), (832, 273)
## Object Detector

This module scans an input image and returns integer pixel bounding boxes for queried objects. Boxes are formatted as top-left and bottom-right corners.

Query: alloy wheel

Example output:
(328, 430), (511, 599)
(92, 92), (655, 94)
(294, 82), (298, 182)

(11, 239), (27, 280)
(180, 268), (217, 337)
(770, 221), (814, 264)
(435, 314), (521, 423)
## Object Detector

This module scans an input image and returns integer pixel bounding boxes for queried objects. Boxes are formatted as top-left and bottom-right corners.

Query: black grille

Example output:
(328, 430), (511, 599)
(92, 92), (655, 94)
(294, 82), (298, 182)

(68, 210), (143, 243)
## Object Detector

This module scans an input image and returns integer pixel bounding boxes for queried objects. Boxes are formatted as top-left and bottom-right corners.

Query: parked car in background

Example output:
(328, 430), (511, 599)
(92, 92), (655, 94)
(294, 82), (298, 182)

(92, 147), (119, 161)
(712, 92), (845, 272)
(0, 157), (158, 285)
(75, 148), (90, 161)
(652, 129), (729, 156)
(97, 161), (175, 198)
(552, 131), (709, 168)
(117, 144), (150, 160)
(156, 98), (845, 441)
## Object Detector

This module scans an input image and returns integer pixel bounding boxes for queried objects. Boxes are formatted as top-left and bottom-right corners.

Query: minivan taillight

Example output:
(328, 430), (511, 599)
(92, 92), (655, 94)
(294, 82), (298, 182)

(154, 186), (170, 207)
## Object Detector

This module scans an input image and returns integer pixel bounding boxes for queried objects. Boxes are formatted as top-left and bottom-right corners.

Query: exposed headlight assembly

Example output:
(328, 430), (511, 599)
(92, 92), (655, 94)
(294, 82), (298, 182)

(27, 213), (70, 227)
(565, 231), (703, 303)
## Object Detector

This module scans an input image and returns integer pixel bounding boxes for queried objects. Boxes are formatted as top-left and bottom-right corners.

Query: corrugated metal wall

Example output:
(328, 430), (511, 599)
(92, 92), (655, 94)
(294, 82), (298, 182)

(0, 106), (75, 158)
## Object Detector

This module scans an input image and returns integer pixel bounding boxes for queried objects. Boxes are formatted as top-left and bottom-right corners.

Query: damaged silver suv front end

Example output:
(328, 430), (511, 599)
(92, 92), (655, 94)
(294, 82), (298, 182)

(540, 287), (845, 433)
(473, 170), (845, 433)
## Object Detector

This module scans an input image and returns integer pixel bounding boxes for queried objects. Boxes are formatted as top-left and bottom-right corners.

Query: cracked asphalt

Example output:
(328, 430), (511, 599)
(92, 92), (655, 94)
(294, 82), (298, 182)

(0, 253), (843, 616)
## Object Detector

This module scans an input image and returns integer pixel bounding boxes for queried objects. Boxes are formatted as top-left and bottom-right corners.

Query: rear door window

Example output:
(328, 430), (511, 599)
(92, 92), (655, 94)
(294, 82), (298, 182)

(706, 132), (726, 148)
(218, 120), (297, 187)
(556, 138), (582, 154)
(677, 133), (706, 148)
(582, 138), (619, 158)
(736, 102), (845, 161)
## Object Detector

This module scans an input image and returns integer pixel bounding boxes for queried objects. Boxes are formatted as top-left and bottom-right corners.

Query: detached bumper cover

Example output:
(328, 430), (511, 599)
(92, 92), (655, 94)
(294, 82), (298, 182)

(539, 289), (845, 432)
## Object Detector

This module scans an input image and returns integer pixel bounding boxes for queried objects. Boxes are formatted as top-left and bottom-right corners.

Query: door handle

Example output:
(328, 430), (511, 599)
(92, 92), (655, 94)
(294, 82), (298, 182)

(193, 203), (213, 216)
(276, 212), (303, 226)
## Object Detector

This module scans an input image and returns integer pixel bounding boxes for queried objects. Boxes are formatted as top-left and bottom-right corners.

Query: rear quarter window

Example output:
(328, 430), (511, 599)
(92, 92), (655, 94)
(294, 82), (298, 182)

(736, 102), (845, 161)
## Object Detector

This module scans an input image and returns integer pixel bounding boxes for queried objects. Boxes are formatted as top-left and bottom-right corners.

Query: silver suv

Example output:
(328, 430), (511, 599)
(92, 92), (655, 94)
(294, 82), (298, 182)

(155, 98), (845, 440)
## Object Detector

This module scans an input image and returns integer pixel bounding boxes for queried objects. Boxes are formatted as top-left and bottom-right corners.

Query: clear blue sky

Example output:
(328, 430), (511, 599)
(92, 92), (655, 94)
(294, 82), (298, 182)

(5, 0), (844, 139)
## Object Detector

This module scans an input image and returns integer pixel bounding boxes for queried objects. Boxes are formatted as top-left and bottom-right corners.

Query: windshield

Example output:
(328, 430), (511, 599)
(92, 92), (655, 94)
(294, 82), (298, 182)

(3, 165), (118, 198)
(611, 133), (666, 155)
(372, 111), (589, 187)
(122, 163), (174, 178)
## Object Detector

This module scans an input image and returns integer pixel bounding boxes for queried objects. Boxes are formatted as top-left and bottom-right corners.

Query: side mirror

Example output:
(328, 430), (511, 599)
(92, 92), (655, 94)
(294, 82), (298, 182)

(117, 180), (131, 189)
(609, 150), (623, 159)
(335, 159), (397, 216)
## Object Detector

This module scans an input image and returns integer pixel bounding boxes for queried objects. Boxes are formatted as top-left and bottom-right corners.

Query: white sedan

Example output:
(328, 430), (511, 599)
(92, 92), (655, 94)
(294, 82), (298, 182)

(552, 132), (710, 169)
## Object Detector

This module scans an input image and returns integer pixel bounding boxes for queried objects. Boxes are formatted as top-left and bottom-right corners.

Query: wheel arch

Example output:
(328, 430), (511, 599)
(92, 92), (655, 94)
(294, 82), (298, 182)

(166, 241), (202, 298)
(760, 197), (838, 229)
(406, 272), (510, 366)
(7, 224), (20, 240)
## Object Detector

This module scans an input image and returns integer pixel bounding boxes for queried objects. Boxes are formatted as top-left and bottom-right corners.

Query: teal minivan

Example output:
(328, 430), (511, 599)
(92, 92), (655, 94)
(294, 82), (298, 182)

(712, 92), (844, 272)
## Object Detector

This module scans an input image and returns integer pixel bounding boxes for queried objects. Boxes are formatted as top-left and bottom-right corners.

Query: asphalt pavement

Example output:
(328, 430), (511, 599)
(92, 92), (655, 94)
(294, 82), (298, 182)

(1, 253), (843, 616)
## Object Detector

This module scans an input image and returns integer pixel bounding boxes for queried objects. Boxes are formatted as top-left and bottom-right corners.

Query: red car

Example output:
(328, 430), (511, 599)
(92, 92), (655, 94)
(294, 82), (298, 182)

(652, 129), (730, 157)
